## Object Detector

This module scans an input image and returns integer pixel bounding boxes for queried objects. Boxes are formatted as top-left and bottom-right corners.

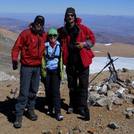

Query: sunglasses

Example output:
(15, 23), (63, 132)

(67, 14), (74, 17)
(48, 34), (57, 38)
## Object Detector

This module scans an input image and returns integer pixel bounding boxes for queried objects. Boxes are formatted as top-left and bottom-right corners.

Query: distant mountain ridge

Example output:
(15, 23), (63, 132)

(0, 14), (134, 44)
(83, 15), (134, 44)
(0, 27), (17, 46)
(0, 17), (28, 33)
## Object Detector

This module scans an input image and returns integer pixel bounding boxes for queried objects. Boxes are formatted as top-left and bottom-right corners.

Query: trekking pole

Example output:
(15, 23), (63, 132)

(89, 57), (118, 84)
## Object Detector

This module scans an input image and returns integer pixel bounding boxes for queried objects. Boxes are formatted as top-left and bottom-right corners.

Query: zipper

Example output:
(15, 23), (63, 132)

(37, 35), (40, 57)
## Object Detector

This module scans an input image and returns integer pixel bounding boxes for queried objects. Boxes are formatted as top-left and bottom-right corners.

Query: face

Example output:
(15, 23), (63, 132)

(48, 34), (58, 43)
(34, 22), (43, 31)
(66, 13), (75, 24)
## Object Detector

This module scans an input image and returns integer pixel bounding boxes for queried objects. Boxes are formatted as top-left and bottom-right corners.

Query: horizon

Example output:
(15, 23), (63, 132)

(0, 13), (134, 22)
(1, 12), (134, 45)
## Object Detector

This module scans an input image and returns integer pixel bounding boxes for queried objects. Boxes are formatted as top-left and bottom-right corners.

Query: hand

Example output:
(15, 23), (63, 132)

(76, 42), (84, 49)
(12, 60), (18, 70)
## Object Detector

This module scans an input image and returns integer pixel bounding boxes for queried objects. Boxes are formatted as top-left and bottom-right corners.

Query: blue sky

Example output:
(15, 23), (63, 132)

(0, 0), (134, 16)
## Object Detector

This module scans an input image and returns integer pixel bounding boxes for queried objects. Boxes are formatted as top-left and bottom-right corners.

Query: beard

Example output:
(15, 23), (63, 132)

(30, 23), (44, 36)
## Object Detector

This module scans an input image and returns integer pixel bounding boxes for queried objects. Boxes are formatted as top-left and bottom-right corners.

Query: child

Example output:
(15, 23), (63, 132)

(41, 28), (63, 121)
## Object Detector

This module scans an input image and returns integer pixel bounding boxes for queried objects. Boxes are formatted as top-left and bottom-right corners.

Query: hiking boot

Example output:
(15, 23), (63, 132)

(13, 116), (22, 128)
(67, 107), (74, 114)
(27, 109), (38, 121)
(55, 113), (64, 121)
(83, 108), (90, 121)
(79, 107), (90, 121)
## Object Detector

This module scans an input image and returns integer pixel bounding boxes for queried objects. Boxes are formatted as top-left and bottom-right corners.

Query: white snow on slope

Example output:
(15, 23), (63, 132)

(90, 57), (134, 74)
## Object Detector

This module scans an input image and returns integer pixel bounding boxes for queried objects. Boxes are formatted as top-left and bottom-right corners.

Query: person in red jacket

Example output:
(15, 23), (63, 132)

(58, 7), (95, 121)
(11, 15), (47, 128)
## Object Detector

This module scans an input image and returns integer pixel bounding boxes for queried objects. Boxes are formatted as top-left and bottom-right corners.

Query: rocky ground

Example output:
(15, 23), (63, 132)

(0, 42), (134, 134)
(0, 69), (134, 134)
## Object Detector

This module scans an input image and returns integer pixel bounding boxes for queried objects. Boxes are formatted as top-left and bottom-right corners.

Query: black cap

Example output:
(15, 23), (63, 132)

(65, 7), (76, 22)
(34, 15), (45, 26)
(66, 7), (76, 14)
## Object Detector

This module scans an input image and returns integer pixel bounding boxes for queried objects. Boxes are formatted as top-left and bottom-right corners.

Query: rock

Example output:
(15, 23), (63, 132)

(72, 126), (81, 133)
(113, 98), (123, 105)
(88, 85), (96, 91)
(107, 90), (114, 97)
(125, 79), (131, 85)
(88, 92), (101, 105)
(123, 107), (134, 119)
(122, 68), (128, 72)
(126, 112), (133, 119)
(116, 87), (126, 98)
(126, 107), (134, 113)
(132, 81), (134, 88)
(98, 84), (107, 94)
(37, 90), (45, 97)
(108, 122), (119, 129)
(87, 127), (96, 134)
(41, 129), (53, 134)
(0, 71), (18, 81)
(95, 97), (110, 107)
(7, 88), (19, 99)
(6, 84), (11, 87)
(56, 126), (69, 134)
(128, 88), (134, 95)
(122, 94), (134, 103)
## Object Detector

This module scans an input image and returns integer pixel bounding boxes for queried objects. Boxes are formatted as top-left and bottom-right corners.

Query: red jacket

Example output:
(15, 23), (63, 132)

(11, 29), (47, 66)
(58, 18), (95, 67)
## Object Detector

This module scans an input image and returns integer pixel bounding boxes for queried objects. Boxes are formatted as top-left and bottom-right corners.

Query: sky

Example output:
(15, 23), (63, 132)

(0, 0), (134, 16)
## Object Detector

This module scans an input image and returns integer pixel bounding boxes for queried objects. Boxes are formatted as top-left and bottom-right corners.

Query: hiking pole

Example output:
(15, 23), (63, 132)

(89, 57), (118, 84)
(107, 52), (127, 86)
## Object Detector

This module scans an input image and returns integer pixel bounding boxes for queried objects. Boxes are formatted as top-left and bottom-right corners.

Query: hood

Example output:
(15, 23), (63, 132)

(76, 17), (82, 24)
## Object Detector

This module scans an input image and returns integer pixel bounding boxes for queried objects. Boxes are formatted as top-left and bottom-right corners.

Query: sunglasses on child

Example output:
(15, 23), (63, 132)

(48, 34), (57, 38)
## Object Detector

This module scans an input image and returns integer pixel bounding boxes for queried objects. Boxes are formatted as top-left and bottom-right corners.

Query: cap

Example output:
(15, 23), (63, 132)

(48, 28), (58, 35)
(64, 7), (76, 22)
(34, 15), (45, 26)
(65, 7), (76, 15)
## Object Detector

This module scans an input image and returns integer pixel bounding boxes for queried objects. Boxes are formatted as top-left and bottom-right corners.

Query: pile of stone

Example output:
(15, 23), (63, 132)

(88, 78), (134, 111)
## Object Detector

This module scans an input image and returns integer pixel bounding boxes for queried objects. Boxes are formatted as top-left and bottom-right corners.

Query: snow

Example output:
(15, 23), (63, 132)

(0, 57), (134, 81)
(104, 43), (112, 46)
(0, 71), (17, 81)
(90, 57), (134, 74)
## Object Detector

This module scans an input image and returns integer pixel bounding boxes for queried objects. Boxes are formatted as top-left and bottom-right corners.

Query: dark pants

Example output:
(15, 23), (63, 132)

(15, 65), (40, 117)
(43, 69), (61, 114)
(66, 66), (89, 110)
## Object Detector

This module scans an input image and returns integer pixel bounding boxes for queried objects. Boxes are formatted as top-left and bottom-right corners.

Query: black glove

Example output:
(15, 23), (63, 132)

(12, 60), (18, 70)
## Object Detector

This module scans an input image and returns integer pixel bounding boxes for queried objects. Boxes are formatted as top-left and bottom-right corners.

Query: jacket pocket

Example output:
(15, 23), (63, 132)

(80, 48), (94, 68)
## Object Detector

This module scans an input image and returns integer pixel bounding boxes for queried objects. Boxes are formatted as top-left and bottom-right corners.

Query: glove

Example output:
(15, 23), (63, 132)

(12, 60), (18, 70)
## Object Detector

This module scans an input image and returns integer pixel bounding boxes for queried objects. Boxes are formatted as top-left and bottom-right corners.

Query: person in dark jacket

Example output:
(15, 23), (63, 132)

(11, 15), (47, 128)
(58, 7), (95, 121)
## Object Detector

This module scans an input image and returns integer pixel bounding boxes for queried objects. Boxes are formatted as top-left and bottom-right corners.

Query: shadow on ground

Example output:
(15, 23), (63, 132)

(0, 97), (69, 123)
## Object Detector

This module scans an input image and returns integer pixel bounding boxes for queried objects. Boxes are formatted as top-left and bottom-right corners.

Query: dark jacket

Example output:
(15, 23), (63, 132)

(58, 18), (95, 67)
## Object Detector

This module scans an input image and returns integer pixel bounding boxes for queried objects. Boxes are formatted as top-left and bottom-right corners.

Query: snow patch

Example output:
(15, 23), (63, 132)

(104, 43), (112, 46)
(0, 71), (17, 81)
(90, 57), (134, 74)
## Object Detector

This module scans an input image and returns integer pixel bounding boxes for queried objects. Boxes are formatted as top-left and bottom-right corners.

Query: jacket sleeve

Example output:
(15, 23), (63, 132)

(84, 25), (96, 47)
(41, 54), (46, 79)
(11, 32), (24, 61)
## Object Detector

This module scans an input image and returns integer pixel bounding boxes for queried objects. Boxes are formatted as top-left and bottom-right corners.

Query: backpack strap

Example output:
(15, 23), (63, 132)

(46, 44), (60, 59)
